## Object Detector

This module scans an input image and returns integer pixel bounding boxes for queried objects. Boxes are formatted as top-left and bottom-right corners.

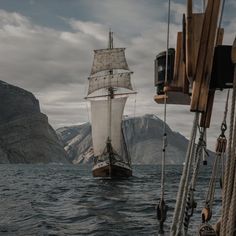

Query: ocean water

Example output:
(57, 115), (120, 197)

(0, 164), (221, 236)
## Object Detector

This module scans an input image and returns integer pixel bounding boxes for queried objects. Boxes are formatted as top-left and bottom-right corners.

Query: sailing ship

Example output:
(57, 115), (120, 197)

(86, 31), (136, 178)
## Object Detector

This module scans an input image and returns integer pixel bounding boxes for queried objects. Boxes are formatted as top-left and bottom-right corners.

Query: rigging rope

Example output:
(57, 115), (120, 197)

(156, 1), (171, 234)
(84, 81), (91, 122)
(218, 0), (226, 30)
(195, 2), (228, 233)
(170, 1), (228, 235)
(220, 58), (236, 235)
(183, 127), (207, 235)
(199, 67), (229, 236)
(201, 122), (227, 231)
(227, 125), (236, 235)
(217, 90), (230, 187)
(170, 112), (199, 236)
(161, 0), (171, 200)
(221, 39), (236, 235)
(202, 0), (206, 12)
(202, 130), (208, 165)
(202, 154), (220, 222)
(133, 94), (137, 118)
(130, 92), (137, 166)
(226, 82), (236, 235)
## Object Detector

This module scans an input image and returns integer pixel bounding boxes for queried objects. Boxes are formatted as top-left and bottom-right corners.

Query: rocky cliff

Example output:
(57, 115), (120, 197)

(0, 81), (68, 164)
(57, 114), (191, 165)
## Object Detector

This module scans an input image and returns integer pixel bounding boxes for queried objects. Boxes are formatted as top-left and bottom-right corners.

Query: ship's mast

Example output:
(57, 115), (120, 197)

(107, 31), (114, 157)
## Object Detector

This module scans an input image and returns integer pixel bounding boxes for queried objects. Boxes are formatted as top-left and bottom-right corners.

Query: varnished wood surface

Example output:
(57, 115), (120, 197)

(190, 0), (221, 112)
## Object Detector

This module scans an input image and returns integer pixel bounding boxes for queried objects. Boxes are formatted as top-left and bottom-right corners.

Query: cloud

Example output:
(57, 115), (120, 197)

(68, 20), (107, 42)
(0, 10), (100, 127)
(0, 0), (235, 151)
(0, 8), (182, 128)
(80, 0), (167, 36)
(29, 0), (35, 6)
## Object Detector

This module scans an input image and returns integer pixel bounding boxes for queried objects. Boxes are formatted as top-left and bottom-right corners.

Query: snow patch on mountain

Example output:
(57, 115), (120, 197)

(57, 114), (190, 165)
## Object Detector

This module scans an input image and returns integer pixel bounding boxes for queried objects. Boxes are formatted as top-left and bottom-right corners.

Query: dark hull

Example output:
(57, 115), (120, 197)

(93, 163), (132, 178)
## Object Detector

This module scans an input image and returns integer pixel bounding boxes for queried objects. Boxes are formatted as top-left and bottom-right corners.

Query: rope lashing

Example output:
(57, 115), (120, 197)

(184, 187), (197, 234)
(197, 127), (209, 166)
(202, 131), (208, 165)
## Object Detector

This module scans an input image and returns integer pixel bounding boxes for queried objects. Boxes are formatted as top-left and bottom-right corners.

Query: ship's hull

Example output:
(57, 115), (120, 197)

(92, 161), (132, 178)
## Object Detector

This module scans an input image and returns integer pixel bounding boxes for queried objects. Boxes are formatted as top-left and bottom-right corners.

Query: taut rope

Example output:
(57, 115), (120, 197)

(156, 1), (171, 234)
(171, 112), (199, 236)
(184, 127), (207, 235)
(220, 37), (236, 236)
(226, 64), (236, 235)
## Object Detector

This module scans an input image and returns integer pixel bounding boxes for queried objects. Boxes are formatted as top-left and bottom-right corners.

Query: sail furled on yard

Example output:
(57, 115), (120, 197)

(88, 72), (133, 95)
(90, 97), (127, 157)
(90, 48), (129, 75)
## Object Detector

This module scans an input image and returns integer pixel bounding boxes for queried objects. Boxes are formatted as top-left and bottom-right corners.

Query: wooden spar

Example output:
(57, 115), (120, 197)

(191, 13), (204, 76)
(173, 32), (182, 88)
(186, 0), (193, 79)
(216, 28), (225, 46)
(190, 0), (221, 112)
(173, 32), (189, 93)
(200, 28), (224, 128)
(85, 91), (137, 99)
(200, 90), (215, 128)
(186, 0), (204, 81)
(232, 37), (236, 64)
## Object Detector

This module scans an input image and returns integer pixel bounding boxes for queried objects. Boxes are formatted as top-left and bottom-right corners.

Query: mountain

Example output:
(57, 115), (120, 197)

(57, 114), (190, 165)
(0, 81), (68, 164)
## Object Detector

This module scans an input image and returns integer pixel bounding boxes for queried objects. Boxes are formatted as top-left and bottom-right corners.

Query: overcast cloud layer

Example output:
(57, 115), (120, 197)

(0, 0), (235, 150)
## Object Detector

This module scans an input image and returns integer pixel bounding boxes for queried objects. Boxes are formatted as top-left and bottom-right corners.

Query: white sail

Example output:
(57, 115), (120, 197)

(87, 72), (133, 95)
(90, 97), (127, 157)
(91, 48), (129, 75)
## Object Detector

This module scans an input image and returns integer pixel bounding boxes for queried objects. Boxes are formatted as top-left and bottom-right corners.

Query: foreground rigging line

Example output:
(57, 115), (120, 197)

(225, 40), (236, 235)
(156, 1), (171, 235)
(221, 38), (236, 235)
(184, 127), (206, 235)
(171, 112), (199, 236)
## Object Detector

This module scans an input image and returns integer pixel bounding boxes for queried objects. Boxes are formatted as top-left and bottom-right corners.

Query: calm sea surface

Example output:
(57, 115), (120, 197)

(0, 164), (221, 236)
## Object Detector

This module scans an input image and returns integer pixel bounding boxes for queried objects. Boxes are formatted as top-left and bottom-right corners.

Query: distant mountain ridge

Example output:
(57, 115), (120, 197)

(0, 81), (68, 164)
(57, 114), (190, 165)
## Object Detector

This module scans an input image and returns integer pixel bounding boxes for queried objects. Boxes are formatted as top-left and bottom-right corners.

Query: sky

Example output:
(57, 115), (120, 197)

(0, 0), (235, 150)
